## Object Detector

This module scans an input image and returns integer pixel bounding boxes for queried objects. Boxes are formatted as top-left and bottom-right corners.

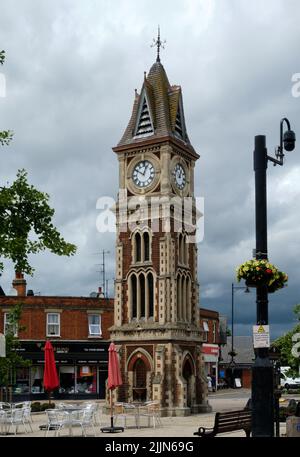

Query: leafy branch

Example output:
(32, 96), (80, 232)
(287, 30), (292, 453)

(0, 169), (77, 275)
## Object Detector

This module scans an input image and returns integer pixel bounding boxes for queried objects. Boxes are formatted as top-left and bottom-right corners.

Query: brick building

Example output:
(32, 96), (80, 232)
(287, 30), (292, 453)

(0, 274), (114, 401)
(109, 48), (211, 416)
(200, 308), (220, 382)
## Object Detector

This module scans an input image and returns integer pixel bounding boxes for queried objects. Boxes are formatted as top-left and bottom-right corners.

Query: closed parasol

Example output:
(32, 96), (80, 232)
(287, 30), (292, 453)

(101, 342), (124, 433)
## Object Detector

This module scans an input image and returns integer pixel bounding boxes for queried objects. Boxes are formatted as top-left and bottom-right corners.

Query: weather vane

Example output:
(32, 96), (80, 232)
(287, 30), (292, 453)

(151, 26), (166, 63)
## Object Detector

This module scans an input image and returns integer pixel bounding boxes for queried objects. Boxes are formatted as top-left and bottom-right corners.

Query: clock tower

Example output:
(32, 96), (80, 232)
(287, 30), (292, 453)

(110, 47), (211, 415)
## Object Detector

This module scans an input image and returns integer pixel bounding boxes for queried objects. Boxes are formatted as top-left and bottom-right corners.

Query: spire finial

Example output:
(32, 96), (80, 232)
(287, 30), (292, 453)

(151, 25), (166, 63)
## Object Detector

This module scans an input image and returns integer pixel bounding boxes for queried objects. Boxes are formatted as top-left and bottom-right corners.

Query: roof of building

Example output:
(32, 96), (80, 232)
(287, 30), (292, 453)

(114, 60), (198, 157)
(200, 308), (219, 319)
(0, 295), (114, 310)
(220, 336), (255, 366)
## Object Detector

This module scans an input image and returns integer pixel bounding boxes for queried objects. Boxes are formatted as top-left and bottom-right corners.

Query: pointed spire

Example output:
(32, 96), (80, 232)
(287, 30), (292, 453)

(151, 25), (166, 63)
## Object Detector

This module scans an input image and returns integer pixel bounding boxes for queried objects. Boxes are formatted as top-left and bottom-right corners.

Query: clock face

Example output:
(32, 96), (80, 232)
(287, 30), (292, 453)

(173, 163), (186, 190)
(132, 160), (155, 188)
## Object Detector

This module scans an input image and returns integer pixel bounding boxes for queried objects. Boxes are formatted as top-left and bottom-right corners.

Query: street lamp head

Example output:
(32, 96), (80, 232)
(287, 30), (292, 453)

(283, 129), (296, 151)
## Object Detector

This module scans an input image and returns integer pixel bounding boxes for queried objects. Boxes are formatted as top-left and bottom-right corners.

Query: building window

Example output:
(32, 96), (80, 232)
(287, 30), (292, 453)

(88, 314), (102, 336)
(202, 320), (209, 342)
(4, 312), (18, 337)
(133, 230), (151, 264)
(47, 313), (60, 337)
(140, 274), (145, 318)
(135, 233), (141, 262)
(148, 273), (154, 318)
(144, 232), (150, 261)
(129, 272), (155, 321)
(131, 275), (137, 319)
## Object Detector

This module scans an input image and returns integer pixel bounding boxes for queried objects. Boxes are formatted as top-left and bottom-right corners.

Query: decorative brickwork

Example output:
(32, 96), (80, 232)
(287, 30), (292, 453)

(109, 58), (211, 415)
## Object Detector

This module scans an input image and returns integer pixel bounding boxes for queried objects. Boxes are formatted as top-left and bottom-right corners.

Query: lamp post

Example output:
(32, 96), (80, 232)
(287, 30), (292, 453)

(252, 118), (296, 437)
(229, 284), (250, 387)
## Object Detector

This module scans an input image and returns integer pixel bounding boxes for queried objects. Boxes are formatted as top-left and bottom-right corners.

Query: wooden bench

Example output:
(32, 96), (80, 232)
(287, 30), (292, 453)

(194, 410), (251, 438)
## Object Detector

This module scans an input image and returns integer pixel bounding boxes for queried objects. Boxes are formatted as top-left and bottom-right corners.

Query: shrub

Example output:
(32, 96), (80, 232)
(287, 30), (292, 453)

(31, 402), (41, 412)
(31, 401), (55, 412)
(40, 402), (55, 411)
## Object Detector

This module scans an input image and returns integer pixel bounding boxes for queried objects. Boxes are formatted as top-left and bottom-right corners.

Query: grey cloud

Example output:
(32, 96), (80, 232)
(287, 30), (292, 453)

(1, 0), (300, 339)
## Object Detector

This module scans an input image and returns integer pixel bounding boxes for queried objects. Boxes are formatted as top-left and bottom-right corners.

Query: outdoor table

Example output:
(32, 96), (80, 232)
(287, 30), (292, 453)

(128, 402), (147, 429)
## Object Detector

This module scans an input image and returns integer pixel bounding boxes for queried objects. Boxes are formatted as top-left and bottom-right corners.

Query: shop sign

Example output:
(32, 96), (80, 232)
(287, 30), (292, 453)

(202, 344), (219, 356)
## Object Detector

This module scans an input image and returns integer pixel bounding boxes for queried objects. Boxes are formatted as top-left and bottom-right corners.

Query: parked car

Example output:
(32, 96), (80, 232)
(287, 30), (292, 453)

(280, 366), (300, 390)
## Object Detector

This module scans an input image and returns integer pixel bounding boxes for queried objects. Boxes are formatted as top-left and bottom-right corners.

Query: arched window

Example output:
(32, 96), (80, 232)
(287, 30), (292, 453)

(148, 273), (154, 318)
(131, 275), (137, 318)
(144, 232), (150, 261)
(140, 274), (145, 318)
(184, 236), (189, 265)
(186, 277), (191, 321)
(135, 233), (141, 262)
(178, 234), (183, 264)
(177, 275), (181, 321)
(182, 276), (187, 321)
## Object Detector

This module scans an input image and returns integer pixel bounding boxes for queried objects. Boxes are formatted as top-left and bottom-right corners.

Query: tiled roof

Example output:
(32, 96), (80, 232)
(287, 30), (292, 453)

(117, 61), (196, 154)
(220, 336), (255, 366)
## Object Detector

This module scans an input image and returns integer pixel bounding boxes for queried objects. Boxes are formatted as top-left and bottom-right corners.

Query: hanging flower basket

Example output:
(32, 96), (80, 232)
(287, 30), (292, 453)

(236, 259), (288, 293)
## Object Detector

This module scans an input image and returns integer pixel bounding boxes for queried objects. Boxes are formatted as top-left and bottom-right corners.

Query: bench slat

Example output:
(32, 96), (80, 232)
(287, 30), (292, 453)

(195, 410), (252, 438)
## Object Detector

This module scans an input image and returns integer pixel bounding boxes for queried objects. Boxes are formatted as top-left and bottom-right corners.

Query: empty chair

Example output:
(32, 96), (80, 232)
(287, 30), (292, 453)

(4, 408), (27, 435)
(23, 405), (33, 432)
(114, 403), (139, 429)
(71, 409), (96, 437)
(84, 403), (100, 426)
(45, 409), (69, 437)
(139, 401), (162, 428)
(0, 402), (11, 410)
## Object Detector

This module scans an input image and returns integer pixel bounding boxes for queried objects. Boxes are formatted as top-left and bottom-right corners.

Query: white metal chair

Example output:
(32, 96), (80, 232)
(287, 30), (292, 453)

(71, 409), (96, 437)
(45, 409), (69, 437)
(139, 401), (162, 428)
(84, 403), (100, 426)
(0, 402), (11, 410)
(4, 408), (27, 435)
(22, 405), (33, 432)
(114, 403), (139, 429)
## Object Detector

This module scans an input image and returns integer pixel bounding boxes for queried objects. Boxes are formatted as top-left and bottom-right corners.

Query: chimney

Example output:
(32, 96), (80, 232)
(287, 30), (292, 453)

(98, 287), (105, 298)
(12, 272), (27, 296)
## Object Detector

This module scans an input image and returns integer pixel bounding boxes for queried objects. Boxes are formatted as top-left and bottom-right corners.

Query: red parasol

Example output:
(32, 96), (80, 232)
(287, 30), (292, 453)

(108, 342), (122, 390)
(101, 342), (124, 433)
(43, 341), (59, 403)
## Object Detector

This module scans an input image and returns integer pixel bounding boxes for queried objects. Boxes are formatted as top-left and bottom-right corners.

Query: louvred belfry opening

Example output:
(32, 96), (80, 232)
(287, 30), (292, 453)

(175, 106), (184, 138)
(135, 95), (154, 137)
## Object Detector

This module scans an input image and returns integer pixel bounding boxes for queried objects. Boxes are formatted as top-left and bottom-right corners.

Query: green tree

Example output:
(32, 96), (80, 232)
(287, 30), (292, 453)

(272, 304), (300, 376)
(0, 303), (31, 391)
(0, 169), (77, 274)
(0, 50), (13, 146)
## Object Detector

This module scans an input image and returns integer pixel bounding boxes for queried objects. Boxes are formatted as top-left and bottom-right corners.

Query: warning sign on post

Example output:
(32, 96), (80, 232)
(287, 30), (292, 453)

(253, 325), (270, 348)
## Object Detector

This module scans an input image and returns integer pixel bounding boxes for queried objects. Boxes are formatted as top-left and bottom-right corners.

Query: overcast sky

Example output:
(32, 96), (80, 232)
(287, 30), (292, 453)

(1, 0), (300, 339)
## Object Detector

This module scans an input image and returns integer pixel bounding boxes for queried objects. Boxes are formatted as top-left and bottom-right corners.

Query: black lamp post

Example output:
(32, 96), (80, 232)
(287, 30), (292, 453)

(229, 283), (250, 387)
(252, 118), (296, 437)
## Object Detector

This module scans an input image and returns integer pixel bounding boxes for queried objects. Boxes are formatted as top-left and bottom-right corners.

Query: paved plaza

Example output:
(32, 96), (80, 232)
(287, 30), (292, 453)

(1, 389), (295, 438)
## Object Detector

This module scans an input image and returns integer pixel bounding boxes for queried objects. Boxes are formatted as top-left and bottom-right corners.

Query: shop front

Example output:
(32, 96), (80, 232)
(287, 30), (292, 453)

(12, 341), (109, 401)
(202, 343), (219, 390)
